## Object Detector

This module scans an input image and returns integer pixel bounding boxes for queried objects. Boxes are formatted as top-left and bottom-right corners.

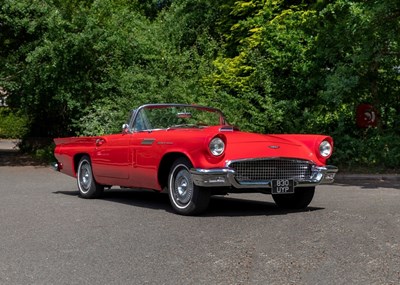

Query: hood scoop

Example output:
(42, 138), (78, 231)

(219, 126), (239, 132)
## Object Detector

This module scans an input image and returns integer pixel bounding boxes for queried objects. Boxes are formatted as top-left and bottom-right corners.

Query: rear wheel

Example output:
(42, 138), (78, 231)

(272, 187), (315, 209)
(168, 158), (210, 215)
(77, 155), (104, 199)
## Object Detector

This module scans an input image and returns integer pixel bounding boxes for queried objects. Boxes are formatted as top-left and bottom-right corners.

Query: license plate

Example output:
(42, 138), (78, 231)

(272, 179), (294, 194)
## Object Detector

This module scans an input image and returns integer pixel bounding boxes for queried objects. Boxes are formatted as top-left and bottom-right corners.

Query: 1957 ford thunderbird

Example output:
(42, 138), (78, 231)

(54, 103), (338, 215)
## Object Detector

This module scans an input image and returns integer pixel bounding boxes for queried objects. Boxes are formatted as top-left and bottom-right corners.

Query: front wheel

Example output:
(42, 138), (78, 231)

(272, 187), (315, 209)
(77, 155), (104, 199)
(168, 158), (210, 215)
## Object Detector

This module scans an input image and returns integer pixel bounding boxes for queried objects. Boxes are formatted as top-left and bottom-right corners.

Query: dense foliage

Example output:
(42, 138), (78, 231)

(0, 108), (28, 139)
(1, 0), (399, 170)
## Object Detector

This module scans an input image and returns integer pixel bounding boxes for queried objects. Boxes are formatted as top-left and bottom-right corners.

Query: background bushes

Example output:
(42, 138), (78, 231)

(0, 108), (28, 139)
(0, 0), (399, 170)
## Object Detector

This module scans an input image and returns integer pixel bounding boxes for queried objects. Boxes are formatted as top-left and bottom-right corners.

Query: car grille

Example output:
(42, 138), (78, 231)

(227, 159), (313, 183)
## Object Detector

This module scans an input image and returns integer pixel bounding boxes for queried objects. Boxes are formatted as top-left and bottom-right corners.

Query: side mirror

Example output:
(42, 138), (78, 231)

(122, 123), (130, 134)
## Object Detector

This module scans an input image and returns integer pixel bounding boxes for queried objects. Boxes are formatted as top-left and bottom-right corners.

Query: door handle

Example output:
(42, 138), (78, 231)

(95, 138), (106, 147)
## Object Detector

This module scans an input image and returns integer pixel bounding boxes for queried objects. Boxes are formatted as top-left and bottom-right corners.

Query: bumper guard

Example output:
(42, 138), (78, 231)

(190, 165), (338, 189)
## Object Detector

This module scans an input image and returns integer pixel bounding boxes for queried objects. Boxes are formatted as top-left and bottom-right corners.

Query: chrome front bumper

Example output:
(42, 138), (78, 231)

(190, 165), (338, 189)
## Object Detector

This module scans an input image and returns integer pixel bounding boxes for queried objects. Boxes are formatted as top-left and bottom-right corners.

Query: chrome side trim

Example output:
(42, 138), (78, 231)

(141, 138), (156, 145)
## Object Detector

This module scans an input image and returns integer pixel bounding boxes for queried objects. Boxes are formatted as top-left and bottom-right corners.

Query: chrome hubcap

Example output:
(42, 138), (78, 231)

(173, 166), (193, 206)
(79, 162), (92, 193)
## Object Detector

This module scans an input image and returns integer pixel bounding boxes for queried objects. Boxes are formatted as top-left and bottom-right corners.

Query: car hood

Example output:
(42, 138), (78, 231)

(221, 131), (316, 163)
(224, 131), (299, 146)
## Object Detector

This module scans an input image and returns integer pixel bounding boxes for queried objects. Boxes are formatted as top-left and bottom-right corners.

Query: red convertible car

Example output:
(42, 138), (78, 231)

(54, 103), (338, 215)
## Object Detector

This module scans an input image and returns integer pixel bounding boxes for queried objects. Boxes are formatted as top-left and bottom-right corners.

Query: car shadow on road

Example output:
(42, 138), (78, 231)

(204, 196), (323, 217)
(53, 189), (173, 212)
(53, 188), (324, 217)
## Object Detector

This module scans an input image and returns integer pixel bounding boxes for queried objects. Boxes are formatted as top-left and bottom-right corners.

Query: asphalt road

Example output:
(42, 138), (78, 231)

(0, 147), (399, 284)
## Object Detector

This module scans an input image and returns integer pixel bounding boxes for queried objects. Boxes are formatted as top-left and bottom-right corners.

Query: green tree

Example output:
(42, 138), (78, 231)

(209, 1), (321, 133)
(1, 0), (163, 137)
(315, 0), (400, 169)
(316, 0), (400, 131)
(0, 0), (224, 138)
(1, 0), (399, 168)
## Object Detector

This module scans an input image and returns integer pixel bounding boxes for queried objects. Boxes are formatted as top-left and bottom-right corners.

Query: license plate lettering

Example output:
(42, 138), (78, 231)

(272, 179), (294, 194)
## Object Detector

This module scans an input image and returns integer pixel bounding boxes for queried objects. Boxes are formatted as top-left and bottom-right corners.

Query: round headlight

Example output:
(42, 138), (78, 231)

(319, 140), (332, 157)
(209, 137), (225, 156)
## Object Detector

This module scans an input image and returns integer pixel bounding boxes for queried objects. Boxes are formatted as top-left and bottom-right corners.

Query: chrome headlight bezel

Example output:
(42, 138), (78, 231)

(319, 140), (332, 158)
(209, 137), (225, 157)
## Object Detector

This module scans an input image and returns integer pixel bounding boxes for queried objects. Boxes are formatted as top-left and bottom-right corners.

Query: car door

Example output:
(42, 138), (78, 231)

(129, 131), (163, 189)
(91, 133), (131, 179)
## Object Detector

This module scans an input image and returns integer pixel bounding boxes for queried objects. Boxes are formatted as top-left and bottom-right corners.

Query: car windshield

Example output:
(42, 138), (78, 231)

(132, 104), (226, 131)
